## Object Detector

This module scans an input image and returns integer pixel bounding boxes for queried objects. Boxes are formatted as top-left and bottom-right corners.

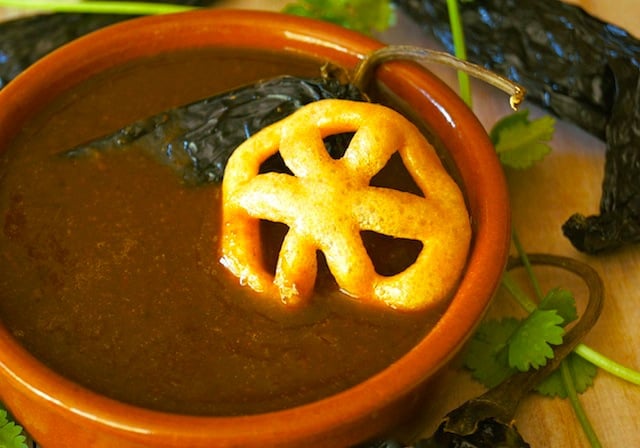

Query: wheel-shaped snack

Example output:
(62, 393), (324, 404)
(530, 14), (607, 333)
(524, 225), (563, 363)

(220, 99), (471, 311)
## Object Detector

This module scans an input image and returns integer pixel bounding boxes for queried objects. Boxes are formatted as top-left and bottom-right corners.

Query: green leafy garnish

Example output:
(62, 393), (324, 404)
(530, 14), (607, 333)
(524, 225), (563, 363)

(490, 109), (555, 169)
(507, 308), (565, 371)
(464, 318), (518, 388)
(282, 0), (396, 35)
(0, 406), (27, 448)
(464, 286), (598, 399)
(538, 287), (578, 324)
(465, 287), (586, 383)
(536, 352), (598, 398)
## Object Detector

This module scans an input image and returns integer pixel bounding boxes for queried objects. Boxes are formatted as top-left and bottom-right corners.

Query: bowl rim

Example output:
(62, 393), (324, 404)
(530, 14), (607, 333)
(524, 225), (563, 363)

(0, 8), (510, 445)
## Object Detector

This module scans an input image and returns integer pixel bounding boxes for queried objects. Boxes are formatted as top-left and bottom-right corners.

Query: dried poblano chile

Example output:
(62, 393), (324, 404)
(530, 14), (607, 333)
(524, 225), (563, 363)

(396, 0), (640, 254)
(59, 42), (524, 186)
(61, 75), (364, 184)
(0, 0), (216, 89)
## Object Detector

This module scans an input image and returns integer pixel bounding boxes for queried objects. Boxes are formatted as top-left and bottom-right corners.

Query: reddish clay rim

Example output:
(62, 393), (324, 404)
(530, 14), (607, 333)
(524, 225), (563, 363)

(0, 9), (510, 445)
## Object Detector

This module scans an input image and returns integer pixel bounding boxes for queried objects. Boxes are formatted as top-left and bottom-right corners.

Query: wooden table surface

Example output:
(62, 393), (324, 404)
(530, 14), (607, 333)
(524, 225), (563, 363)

(1, 1), (638, 447)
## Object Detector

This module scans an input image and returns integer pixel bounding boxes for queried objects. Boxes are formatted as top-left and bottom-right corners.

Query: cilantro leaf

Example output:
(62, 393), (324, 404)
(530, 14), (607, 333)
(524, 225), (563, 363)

(507, 309), (565, 371)
(535, 353), (598, 398)
(464, 285), (596, 398)
(464, 318), (519, 388)
(282, 0), (396, 34)
(490, 109), (555, 169)
(464, 288), (579, 386)
(0, 408), (27, 448)
(539, 288), (578, 325)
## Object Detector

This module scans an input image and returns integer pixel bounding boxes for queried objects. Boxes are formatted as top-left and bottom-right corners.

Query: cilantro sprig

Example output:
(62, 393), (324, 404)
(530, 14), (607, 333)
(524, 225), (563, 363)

(490, 109), (555, 169)
(464, 286), (598, 397)
(0, 405), (27, 448)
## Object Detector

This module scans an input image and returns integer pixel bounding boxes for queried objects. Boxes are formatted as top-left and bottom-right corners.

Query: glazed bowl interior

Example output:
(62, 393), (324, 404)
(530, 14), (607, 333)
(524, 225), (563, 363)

(0, 9), (510, 448)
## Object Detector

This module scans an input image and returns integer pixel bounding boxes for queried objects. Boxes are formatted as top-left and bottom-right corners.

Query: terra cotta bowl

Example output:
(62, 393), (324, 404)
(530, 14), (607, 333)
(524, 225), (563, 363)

(0, 9), (510, 448)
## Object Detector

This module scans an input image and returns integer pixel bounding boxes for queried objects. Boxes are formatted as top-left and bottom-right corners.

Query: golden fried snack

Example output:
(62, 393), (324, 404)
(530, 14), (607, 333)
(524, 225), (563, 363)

(220, 99), (471, 311)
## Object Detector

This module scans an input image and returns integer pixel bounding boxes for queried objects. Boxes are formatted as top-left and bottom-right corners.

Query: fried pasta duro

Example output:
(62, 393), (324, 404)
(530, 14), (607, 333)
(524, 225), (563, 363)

(221, 99), (471, 311)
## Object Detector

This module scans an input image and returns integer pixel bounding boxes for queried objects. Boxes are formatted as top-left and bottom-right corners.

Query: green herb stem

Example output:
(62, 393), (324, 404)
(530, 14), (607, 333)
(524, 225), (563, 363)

(560, 362), (603, 448)
(500, 270), (536, 313)
(574, 344), (640, 386)
(445, 0), (472, 107)
(0, 1), (196, 15)
(512, 230), (544, 300)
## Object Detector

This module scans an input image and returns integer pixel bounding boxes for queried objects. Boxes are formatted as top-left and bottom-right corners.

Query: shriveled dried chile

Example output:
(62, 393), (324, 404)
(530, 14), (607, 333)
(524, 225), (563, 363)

(61, 75), (365, 185)
(563, 57), (640, 253)
(396, 0), (640, 253)
(56, 41), (525, 187)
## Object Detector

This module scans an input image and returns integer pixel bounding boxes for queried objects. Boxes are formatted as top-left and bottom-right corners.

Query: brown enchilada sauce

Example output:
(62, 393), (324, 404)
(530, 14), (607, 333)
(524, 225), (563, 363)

(0, 49), (446, 416)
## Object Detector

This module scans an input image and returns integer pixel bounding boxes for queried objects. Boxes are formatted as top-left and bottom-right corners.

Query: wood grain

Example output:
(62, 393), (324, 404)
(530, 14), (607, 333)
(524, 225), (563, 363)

(1, 1), (638, 446)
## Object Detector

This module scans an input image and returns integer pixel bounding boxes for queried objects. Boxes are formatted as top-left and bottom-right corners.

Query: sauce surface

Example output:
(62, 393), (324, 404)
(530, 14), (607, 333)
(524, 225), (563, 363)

(0, 49), (441, 416)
